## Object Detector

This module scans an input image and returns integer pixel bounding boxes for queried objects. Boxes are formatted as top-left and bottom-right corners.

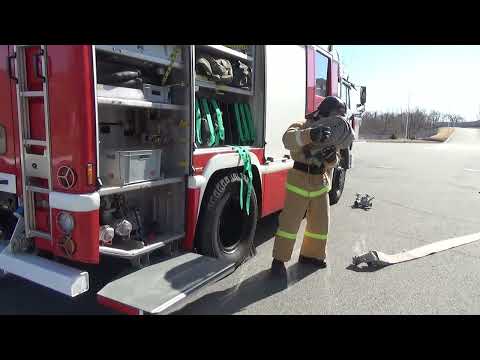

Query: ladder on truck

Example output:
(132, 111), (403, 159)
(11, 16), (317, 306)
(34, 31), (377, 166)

(12, 45), (52, 245)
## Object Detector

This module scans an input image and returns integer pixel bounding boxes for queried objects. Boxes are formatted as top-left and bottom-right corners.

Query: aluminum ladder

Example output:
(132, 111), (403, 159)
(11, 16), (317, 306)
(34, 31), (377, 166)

(13, 45), (52, 242)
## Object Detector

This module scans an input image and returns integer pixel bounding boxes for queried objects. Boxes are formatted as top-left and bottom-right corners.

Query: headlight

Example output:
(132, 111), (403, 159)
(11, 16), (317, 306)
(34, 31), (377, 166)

(115, 219), (132, 237)
(57, 212), (75, 234)
(99, 225), (114, 246)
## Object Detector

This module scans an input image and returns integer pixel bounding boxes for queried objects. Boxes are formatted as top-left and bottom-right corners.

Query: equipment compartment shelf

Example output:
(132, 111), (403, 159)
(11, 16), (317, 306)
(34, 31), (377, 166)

(100, 232), (185, 259)
(96, 84), (185, 111)
(195, 78), (253, 96)
(97, 97), (185, 111)
(95, 45), (184, 69)
(197, 45), (253, 62)
(99, 177), (184, 196)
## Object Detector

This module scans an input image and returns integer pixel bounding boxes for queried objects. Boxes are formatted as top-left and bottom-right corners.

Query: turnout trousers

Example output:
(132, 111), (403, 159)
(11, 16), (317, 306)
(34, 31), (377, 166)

(272, 168), (331, 262)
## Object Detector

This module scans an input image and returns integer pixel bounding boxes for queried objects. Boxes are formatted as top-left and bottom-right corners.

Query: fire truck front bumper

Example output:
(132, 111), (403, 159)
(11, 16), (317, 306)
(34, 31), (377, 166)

(0, 241), (89, 297)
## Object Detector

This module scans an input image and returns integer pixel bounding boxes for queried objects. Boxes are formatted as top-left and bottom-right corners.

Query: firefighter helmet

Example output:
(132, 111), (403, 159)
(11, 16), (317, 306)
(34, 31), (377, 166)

(306, 96), (347, 120)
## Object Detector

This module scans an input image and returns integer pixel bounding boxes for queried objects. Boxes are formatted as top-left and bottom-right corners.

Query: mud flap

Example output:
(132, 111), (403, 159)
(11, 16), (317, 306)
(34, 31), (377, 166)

(97, 252), (235, 315)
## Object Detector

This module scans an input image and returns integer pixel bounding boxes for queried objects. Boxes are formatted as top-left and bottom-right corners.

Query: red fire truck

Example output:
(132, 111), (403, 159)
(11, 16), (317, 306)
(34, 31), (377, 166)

(0, 45), (366, 314)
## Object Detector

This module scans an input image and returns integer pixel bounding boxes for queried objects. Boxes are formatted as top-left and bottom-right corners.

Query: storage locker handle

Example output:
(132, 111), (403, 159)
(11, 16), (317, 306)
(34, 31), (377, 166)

(7, 54), (17, 83)
(33, 49), (46, 82)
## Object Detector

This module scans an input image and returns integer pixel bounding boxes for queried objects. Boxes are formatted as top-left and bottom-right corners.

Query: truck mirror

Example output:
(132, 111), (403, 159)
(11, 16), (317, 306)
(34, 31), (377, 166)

(360, 86), (366, 105)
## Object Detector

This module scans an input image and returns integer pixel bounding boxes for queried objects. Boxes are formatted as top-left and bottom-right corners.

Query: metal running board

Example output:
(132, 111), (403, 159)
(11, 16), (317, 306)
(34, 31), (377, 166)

(0, 242), (89, 297)
(97, 252), (235, 315)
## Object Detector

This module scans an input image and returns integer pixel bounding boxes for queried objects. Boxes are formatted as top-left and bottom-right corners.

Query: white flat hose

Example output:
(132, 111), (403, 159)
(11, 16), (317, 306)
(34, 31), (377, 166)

(353, 232), (480, 267)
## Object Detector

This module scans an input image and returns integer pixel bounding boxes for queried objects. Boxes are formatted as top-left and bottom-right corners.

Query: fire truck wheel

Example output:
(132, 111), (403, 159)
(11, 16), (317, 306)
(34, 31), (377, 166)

(0, 209), (16, 243)
(198, 173), (258, 265)
(329, 167), (346, 205)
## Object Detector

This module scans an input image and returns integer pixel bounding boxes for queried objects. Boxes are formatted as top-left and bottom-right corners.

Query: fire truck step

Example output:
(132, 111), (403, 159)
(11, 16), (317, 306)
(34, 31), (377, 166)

(15, 45), (41, 48)
(24, 139), (47, 147)
(97, 252), (235, 315)
(0, 242), (89, 297)
(20, 91), (45, 98)
(26, 185), (50, 194)
(28, 230), (51, 240)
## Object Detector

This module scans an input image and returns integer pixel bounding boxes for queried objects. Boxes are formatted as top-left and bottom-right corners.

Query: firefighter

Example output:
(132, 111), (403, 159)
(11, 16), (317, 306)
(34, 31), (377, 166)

(271, 96), (347, 273)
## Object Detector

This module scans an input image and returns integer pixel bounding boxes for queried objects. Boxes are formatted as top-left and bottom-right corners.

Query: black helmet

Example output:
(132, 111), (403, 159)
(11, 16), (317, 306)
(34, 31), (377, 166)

(306, 96), (347, 120)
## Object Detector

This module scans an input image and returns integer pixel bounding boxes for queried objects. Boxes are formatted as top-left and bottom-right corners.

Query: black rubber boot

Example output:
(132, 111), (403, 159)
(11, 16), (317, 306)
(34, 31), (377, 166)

(298, 255), (327, 268)
(271, 259), (287, 276)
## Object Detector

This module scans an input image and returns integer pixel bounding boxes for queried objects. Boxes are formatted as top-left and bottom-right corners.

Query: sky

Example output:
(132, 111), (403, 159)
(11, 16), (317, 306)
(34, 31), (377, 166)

(336, 45), (480, 121)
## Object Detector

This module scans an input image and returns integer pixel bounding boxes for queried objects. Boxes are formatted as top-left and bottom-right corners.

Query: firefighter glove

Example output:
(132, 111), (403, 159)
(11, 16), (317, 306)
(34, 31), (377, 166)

(310, 125), (332, 143)
(321, 145), (337, 163)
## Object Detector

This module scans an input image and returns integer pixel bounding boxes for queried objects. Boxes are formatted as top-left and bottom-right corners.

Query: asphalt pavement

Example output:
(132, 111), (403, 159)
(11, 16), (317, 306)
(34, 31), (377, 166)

(2, 128), (480, 315)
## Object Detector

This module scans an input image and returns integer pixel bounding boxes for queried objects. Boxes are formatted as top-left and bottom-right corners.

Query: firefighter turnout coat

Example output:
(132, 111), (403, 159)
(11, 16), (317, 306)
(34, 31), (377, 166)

(272, 116), (341, 262)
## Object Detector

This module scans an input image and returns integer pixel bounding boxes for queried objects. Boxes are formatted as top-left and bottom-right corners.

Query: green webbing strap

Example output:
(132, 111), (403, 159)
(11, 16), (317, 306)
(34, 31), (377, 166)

(233, 146), (253, 215)
(243, 103), (256, 143)
(233, 103), (246, 145)
(238, 103), (250, 145)
(161, 47), (181, 86)
(195, 100), (202, 144)
(210, 99), (225, 142)
(200, 98), (215, 147)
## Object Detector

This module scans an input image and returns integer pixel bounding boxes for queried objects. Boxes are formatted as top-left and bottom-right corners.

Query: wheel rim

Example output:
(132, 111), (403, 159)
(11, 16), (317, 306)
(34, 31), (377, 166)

(218, 194), (248, 254)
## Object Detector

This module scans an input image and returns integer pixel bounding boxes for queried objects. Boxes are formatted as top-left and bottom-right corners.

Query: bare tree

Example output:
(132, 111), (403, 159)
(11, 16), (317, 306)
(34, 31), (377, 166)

(428, 110), (441, 128)
(444, 113), (463, 126)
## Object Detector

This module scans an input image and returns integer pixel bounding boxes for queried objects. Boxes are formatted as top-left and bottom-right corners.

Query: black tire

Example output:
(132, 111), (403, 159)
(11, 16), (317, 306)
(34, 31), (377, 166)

(329, 167), (346, 205)
(197, 172), (258, 265)
(0, 209), (16, 242)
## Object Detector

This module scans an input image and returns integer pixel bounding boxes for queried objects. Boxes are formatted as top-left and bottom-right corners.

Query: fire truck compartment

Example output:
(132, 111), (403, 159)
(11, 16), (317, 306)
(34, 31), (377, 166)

(98, 181), (185, 256)
(94, 45), (191, 259)
(0, 242), (89, 297)
(97, 251), (235, 314)
(194, 45), (265, 149)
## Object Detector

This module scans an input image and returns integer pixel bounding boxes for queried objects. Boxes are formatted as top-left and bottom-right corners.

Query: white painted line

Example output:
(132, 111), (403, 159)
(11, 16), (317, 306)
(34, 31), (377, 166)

(444, 130), (455, 143)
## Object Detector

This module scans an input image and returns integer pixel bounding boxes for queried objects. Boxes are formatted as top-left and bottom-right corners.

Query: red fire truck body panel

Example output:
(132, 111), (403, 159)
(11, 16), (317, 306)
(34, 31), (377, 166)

(261, 169), (288, 217)
(192, 148), (265, 175)
(0, 46), (18, 176)
(51, 208), (100, 263)
(47, 45), (97, 195)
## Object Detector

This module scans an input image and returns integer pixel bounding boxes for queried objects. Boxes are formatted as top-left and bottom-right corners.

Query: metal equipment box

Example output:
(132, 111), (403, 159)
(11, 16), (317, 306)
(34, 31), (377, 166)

(100, 148), (163, 186)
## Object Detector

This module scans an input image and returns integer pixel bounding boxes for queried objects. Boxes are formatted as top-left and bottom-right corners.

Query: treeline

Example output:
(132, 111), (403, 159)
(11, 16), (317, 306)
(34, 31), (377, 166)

(359, 109), (466, 140)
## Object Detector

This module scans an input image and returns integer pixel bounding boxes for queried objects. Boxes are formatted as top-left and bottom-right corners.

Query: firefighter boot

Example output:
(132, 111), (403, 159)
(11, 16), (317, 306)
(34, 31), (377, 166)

(271, 259), (287, 276)
(298, 255), (327, 268)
